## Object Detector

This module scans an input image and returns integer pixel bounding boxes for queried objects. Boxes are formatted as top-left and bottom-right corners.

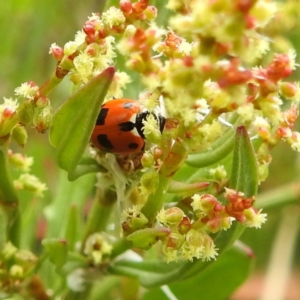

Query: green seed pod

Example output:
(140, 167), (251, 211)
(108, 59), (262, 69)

(17, 101), (34, 125)
(11, 125), (28, 147)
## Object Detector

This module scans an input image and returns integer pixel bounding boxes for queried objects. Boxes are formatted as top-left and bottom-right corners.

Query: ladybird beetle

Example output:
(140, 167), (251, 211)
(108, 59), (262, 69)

(91, 98), (165, 154)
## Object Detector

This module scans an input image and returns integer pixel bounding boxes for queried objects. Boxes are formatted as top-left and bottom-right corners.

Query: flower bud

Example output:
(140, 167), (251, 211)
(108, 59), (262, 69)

(33, 106), (53, 133)
(280, 82), (299, 99)
(160, 138), (188, 177)
(126, 227), (171, 249)
(140, 172), (159, 196)
(178, 216), (191, 234)
(17, 101), (34, 125)
(165, 232), (184, 249)
(11, 125), (28, 147)
(163, 207), (185, 227)
(122, 207), (149, 233)
(35, 96), (50, 108)
(14, 174), (47, 197)
(49, 43), (64, 60)
(8, 150), (33, 172)
(84, 233), (112, 265)
(9, 264), (24, 278)
(144, 6), (157, 20)
(120, 0), (132, 15)
(141, 151), (154, 168)
(2, 242), (18, 260)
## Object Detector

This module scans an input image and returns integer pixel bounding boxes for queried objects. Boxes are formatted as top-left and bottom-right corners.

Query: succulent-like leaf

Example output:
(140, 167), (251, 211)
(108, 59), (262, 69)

(42, 238), (68, 268)
(229, 126), (258, 197)
(49, 67), (115, 180)
(186, 128), (235, 168)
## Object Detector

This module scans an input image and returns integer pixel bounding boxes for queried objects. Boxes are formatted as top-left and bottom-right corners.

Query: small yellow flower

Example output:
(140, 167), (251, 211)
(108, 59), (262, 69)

(74, 30), (87, 44)
(9, 264), (23, 278)
(250, 0), (277, 27)
(84, 233), (112, 265)
(2, 242), (18, 260)
(237, 103), (256, 123)
(64, 41), (81, 56)
(209, 165), (227, 180)
(243, 208), (268, 228)
(204, 80), (232, 110)
(253, 116), (270, 130)
(287, 49), (297, 70)
(288, 132), (300, 152)
(102, 7), (126, 28)
(140, 172), (159, 196)
(8, 151), (33, 172)
(72, 52), (94, 84)
(0, 98), (18, 114)
(106, 71), (131, 99)
(157, 207), (184, 227)
(177, 39), (193, 56)
(191, 194), (202, 211)
(14, 83), (39, 100)
(49, 43), (60, 54)
(201, 235), (218, 261)
(162, 245), (178, 263)
(182, 229), (204, 261)
(14, 174), (47, 197)
(142, 113), (162, 143)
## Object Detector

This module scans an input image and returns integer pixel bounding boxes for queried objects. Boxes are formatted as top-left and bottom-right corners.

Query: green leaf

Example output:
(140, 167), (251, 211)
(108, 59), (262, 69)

(109, 260), (185, 287)
(229, 126), (258, 197)
(42, 238), (68, 268)
(185, 128), (235, 168)
(126, 228), (170, 249)
(142, 244), (254, 300)
(49, 67), (115, 180)
(64, 205), (79, 251)
(0, 148), (20, 247)
(70, 156), (107, 181)
(44, 170), (95, 239)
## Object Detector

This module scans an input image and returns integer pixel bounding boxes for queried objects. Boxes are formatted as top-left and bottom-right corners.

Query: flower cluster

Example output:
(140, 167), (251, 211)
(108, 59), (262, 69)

(76, 0), (300, 263)
(0, 242), (37, 293)
(156, 188), (267, 262)
(8, 150), (47, 197)
(1, 0), (299, 272)
(83, 233), (112, 265)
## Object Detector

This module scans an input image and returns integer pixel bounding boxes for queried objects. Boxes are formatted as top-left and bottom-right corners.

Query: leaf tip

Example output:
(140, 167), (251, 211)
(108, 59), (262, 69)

(236, 126), (247, 136)
(101, 66), (116, 79)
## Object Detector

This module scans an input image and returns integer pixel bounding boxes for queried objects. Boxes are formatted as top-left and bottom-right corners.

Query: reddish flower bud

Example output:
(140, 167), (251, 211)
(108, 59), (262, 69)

(183, 56), (194, 67)
(132, 0), (148, 14)
(83, 22), (96, 36)
(245, 14), (256, 29)
(178, 216), (191, 234)
(235, 0), (257, 14)
(217, 58), (252, 89)
(120, 0), (133, 15)
(266, 54), (293, 82)
(50, 45), (64, 61)
(280, 82), (298, 99)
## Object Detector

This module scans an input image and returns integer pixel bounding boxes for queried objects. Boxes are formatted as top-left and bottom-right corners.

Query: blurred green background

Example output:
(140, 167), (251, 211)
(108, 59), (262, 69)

(0, 0), (299, 299)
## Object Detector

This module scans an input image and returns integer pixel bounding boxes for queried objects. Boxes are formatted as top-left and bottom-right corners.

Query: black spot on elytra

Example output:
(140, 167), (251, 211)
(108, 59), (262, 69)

(96, 108), (109, 125)
(128, 143), (139, 149)
(97, 134), (113, 150)
(123, 102), (133, 109)
(118, 121), (135, 132)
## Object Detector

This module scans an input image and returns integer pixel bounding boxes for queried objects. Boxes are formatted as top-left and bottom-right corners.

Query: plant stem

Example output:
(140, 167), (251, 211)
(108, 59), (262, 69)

(141, 175), (170, 224)
(260, 206), (300, 300)
(110, 238), (132, 259)
(81, 188), (117, 252)
(0, 147), (20, 247)
(257, 181), (300, 209)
